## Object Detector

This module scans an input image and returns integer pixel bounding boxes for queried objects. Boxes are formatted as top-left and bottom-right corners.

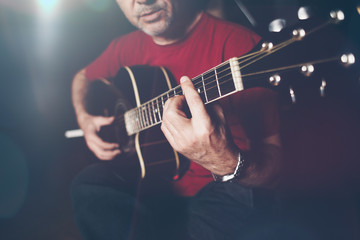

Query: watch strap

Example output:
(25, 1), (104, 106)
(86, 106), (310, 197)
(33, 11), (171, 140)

(212, 151), (245, 182)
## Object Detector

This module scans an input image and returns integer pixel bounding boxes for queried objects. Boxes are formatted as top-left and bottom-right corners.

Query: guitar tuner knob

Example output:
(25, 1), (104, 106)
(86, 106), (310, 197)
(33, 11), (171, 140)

(289, 87), (296, 104)
(341, 53), (356, 66)
(298, 6), (311, 20)
(330, 10), (345, 22)
(269, 74), (281, 86)
(292, 28), (306, 40)
(261, 42), (274, 51)
(320, 79), (327, 97)
(301, 64), (315, 77)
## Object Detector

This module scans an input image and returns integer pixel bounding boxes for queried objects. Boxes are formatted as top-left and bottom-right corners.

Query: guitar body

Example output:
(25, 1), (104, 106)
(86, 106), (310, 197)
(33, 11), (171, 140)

(87, 66), (189, 181)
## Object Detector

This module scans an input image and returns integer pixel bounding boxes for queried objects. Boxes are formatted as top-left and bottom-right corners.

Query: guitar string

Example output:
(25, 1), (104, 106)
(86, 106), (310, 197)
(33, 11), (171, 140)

(158, 18), (335, 103)
(121, 56), (340, 134)
(156, 40), (290, 101)
(127, 18), (334, 115)
(123, 19), (336, 132)
(126, 55), (339, 132)
(175, 31), (309, 94)
(125, 39), (303, 130)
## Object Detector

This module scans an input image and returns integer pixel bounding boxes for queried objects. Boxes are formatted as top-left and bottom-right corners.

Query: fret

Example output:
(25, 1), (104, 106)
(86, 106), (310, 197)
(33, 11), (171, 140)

(143, 106), (149, 127)
(203, 69), (220, 102)
(217, 61), (236, 96)
(151, 101), (157, 124)
(137, 108), (143, 130)
(141, 107), (146, 129)
(161, 95), (165, 108)
(214, 68), (222, 97)
(147, 103), (154, 125)
(156, 98), (162, 121)
(160, 96), (165, 118)
(141, 106), (145, 128)
(201, 74), (209, 103)
(144, 107), (148, 128)
(174, 86), (180, 96)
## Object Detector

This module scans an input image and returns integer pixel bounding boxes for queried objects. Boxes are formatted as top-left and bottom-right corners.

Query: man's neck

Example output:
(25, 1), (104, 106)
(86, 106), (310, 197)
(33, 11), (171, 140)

(152, 11), (203, 46)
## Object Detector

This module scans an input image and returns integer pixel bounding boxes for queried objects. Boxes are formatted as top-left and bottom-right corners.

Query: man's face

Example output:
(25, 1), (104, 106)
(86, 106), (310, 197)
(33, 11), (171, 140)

(116, 0), (176, 37)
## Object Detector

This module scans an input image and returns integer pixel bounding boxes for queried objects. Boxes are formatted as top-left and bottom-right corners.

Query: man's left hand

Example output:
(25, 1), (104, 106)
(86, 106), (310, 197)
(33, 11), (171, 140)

(161, 76), (238, 175)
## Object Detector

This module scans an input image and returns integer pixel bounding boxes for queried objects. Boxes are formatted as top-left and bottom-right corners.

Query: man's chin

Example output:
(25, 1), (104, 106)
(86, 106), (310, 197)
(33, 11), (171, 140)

(140, 23), (170, 37)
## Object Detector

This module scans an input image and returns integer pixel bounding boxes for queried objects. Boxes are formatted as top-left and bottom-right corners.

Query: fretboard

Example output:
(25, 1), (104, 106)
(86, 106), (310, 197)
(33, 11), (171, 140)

(124, 57), (243, 136)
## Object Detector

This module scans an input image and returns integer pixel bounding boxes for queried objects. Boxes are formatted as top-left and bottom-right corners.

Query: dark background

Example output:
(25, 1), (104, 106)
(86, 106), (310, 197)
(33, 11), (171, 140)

(0, 0), (359, 239)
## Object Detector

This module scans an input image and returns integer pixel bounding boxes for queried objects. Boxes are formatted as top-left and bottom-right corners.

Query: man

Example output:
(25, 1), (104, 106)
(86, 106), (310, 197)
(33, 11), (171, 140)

(71, 0), (282, 239)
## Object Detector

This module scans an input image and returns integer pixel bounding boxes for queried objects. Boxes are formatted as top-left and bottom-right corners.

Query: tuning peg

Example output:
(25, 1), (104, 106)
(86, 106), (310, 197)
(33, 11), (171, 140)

(269, 74), (281, 86)
(268, 19), (286, 32)
(298, 6), (312, 20)
(289, 87), (296, 104)
(330, 10), (345, 22)
(261, 42), (274, 51)
(341, 53), (356, 66)
(301, 64), (315, 77)
(320, 79), (327, 97)
(292, 28), (306, 40)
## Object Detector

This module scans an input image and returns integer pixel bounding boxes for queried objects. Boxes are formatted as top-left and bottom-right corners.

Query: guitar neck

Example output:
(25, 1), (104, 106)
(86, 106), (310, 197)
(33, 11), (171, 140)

(124, 12), (352, 136)
(124, 57), (243, 136)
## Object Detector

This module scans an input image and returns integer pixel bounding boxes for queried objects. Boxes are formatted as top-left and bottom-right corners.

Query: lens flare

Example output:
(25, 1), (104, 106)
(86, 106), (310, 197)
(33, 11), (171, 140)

(37, 0), (58, 13)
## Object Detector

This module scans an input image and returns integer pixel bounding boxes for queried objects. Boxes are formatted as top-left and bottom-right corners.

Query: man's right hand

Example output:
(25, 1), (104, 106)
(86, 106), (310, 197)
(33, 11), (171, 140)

(78, 113), (121, 160)
(72, 69), (121, 161)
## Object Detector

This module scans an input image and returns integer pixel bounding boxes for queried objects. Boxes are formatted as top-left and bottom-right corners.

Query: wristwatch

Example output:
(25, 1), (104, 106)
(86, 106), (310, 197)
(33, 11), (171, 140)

(212, 151), (245, 182)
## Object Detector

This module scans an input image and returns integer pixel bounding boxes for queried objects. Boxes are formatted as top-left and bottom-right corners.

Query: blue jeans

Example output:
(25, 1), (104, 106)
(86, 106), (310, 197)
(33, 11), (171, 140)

(70, 161), (313, 240)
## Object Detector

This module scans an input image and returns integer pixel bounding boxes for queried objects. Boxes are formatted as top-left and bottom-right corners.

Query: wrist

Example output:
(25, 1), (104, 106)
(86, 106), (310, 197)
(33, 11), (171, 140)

(76, 111), (92, 128)
(212, 150), (246, 182)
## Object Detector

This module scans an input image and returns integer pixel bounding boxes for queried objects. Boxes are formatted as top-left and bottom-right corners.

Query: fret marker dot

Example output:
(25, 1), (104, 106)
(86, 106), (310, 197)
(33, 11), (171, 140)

(197, 89), (201, 93)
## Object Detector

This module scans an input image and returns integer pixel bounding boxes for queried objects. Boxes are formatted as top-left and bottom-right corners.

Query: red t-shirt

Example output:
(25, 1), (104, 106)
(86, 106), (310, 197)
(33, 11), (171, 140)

(85, 12), (279, 196)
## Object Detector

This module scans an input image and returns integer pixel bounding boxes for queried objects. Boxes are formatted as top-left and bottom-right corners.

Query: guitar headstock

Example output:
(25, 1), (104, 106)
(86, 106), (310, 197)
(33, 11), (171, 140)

(239, 9), (359, 108)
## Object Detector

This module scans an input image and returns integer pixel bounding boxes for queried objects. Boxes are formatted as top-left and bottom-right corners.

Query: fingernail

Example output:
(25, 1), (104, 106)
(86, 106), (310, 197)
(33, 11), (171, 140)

(180, 76), (188, 83)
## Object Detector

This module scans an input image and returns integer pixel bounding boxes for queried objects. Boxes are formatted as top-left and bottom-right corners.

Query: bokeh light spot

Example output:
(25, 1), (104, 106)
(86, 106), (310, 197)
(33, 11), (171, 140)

(37, 0), (59, 13)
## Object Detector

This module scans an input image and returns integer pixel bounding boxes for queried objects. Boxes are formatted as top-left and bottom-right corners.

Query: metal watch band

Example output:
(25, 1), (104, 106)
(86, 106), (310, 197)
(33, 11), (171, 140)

(212, 151), (245, 182)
